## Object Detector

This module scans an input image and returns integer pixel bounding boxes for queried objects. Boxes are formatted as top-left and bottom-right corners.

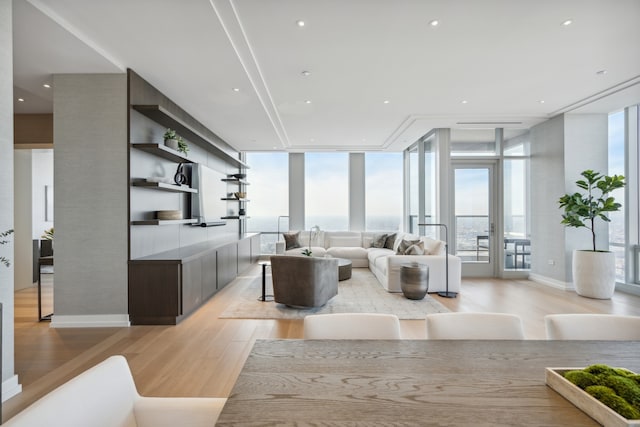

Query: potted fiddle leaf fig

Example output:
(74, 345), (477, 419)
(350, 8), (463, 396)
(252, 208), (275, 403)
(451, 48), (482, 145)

(558, 170), (625, 299)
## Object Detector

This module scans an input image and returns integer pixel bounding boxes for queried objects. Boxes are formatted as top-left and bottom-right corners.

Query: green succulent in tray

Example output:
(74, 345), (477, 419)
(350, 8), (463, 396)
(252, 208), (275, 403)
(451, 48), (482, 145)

(564, 364), (640, 419)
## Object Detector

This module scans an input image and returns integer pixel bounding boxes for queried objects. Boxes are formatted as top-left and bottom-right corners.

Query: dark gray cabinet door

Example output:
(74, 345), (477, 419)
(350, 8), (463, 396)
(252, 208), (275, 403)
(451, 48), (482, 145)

(202, 250), (217, 300)
(181, 259), (202, 314)
(217, 243), (238, 289)
(238, 237), (251, 273)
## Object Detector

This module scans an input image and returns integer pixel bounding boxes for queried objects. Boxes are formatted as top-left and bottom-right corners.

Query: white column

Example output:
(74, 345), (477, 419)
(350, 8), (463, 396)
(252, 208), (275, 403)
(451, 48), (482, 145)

(288, 153), (305, 230)
(0, 0), (22, 401)
(349, 153), (365, 231)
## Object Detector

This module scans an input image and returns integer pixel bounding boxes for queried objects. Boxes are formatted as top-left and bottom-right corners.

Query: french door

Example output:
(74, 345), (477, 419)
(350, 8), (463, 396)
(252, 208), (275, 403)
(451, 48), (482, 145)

(451, 161), (497, 276)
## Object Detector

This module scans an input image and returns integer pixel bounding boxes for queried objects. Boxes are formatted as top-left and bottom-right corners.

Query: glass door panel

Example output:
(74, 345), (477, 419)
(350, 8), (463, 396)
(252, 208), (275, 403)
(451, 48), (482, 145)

(452, 163), (496, 276)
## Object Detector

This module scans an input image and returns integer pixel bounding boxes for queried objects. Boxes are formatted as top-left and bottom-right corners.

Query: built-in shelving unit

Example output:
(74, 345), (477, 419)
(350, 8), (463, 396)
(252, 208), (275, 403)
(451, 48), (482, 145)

(131, 219), (198, 226)
(131, 143), (193, 163)
(132, 104), (249, 169)
(133, 181), (197, 193)
(221, 178), (250, 185)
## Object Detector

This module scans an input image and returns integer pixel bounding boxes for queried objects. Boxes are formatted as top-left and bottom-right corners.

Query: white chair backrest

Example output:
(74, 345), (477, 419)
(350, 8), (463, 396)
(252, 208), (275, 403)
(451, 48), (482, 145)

(545, 314), (640, 340)
(426, 312), (525, 340)
(3, 355), (139, 427)
(304, 313), (401, 339)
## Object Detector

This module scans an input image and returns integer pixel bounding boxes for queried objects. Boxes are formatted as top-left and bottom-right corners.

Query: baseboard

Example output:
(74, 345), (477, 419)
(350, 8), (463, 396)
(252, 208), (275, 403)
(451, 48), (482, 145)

(50, 314), (130, 328)
(2, 375), (22, 402)
(529, 273), (573, 291)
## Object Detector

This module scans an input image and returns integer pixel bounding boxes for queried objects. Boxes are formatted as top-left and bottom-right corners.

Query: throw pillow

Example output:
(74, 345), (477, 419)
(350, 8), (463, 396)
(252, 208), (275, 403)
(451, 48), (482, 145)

(283, 231), (301, 250)
(396, 238), (420, 255)
(384, 233), (397, 250)
(422, 237), (444, 255)
(371, 233), (388, 248)
(404, 241), (425, 255)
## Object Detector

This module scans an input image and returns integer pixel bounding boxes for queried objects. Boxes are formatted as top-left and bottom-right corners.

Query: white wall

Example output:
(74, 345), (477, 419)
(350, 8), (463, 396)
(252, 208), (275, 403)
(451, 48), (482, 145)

(32, 149), (54, 239)
(0, 0), (21, 402)
(529, 113), (609, 288)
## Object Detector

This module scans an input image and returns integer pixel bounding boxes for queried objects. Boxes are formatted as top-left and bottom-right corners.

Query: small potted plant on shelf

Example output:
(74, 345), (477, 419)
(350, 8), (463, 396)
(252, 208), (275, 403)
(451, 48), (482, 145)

(558, 169), (625, 299)
(177, 136), (189, 156)
(163, 128), (179, 151)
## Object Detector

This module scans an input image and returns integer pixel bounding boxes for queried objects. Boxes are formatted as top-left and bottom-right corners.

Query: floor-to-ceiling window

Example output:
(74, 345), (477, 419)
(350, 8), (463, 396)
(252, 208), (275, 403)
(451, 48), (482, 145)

(504, 130), (530, 271)
(365, 153), (402, 231)
(305, 152), (349, 230)
(608, 111), (626, 282)
(246, 152), (289, 253)
(407, 146), (419, 233)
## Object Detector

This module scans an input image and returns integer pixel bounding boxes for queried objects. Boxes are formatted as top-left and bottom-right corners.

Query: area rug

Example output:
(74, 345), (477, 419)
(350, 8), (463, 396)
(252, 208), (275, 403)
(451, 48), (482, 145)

(219, 267), (450, 320)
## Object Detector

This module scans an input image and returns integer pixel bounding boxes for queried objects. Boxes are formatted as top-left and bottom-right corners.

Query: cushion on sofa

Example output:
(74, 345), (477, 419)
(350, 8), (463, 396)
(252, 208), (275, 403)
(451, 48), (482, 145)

(285, 246), (327, 257)
(384, 233), (397, 249)
(421, 236), (445, 255)
(396, 239), (420, 255)
(283, 231), (302, 250)
(329, 235), (362, 247)
(326, 246), (368, 260)
(370, 234), (388, 248)
(404, 241), (425, 255)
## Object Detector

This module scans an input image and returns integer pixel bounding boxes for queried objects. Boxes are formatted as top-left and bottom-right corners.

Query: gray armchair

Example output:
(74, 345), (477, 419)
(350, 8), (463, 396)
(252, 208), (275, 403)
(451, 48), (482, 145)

(270, 256), (338, 308)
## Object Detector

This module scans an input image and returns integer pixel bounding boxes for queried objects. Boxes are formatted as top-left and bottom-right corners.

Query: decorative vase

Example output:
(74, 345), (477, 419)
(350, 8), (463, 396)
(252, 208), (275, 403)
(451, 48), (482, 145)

(400, 263), (429, 300)
(164, 138), (179, 150)
(572, 250), (616, 299)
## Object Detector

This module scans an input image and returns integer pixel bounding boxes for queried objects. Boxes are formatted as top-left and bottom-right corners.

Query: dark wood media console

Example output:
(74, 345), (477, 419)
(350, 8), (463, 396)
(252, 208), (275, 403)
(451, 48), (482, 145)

(128, 233), (260, 325)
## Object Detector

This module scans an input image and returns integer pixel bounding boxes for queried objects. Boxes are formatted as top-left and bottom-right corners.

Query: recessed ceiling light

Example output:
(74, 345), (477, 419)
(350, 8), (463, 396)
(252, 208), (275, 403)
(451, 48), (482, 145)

(232, 87), (240, 92)
(296, 20), (305, 27)
(43, 83), (51, 88)
(383, 100), (390, 104)
(429, 20), (439, 27)
(305, 100), (312, 104)
(301, 70), (311, 77)
(272, 146), (277, 150)
(461, 100), (468, 104)
(596, 69), (608, 75)
(562, 19), (573, 26)
(310, 138), (315, 142)
(539, 100), (545, 104)
(17, 98), (24, 102)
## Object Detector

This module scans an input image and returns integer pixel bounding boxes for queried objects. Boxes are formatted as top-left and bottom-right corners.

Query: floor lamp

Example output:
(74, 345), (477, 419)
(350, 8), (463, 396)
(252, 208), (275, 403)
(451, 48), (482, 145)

(419, 223), (457, 298)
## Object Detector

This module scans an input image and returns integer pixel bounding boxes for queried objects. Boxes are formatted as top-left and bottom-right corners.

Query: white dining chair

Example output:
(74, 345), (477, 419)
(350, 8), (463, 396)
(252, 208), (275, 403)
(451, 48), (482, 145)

(544, 314), (640, 340)
(303, 313), (401, 339)
(426, 312), (525, 340)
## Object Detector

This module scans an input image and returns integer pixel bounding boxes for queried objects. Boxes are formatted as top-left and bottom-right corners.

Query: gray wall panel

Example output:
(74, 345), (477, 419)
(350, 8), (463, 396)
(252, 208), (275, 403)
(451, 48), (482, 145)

(53, 74), (129, 316)
(530, 115), (566, 282)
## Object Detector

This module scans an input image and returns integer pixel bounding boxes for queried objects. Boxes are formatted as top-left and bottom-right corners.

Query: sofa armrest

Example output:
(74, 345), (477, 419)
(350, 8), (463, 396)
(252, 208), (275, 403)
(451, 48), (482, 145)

(135, 397), (227, 427)
(275, 241), (285, 254)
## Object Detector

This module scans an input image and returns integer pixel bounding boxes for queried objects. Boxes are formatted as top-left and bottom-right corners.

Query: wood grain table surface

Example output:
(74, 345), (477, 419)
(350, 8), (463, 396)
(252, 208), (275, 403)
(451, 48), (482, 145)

(215, 339), (640, 426)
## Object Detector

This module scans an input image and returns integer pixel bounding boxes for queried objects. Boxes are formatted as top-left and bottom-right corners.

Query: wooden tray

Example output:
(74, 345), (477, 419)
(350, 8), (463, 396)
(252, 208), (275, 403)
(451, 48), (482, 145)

(546, 368), (640, 427)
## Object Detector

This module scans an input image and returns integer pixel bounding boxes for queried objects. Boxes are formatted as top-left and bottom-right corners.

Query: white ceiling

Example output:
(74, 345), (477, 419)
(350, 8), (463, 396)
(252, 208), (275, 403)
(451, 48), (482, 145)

(12, 0), (640, 152)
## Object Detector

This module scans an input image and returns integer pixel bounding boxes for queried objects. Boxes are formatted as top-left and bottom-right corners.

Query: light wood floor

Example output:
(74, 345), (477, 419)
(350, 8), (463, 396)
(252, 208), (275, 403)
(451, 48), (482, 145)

(4, 265), (640, 421)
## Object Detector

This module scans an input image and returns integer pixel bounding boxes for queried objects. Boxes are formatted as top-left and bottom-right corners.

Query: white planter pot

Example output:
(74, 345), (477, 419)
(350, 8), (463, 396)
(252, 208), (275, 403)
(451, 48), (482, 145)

(164, 138), (179, 150)
(572, 250), (616, 299)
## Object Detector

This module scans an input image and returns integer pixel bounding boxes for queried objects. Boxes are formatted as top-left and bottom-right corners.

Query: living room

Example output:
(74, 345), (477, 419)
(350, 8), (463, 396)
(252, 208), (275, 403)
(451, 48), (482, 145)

(2, 0), (640, 424)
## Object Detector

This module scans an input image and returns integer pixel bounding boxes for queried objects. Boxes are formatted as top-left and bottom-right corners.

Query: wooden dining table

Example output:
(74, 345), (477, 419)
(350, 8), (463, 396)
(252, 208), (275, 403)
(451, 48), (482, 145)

(215, 339), (640, 426)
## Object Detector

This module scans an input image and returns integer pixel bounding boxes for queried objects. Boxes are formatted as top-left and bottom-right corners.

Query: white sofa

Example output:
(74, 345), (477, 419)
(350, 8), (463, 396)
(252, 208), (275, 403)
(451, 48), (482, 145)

(276, 231), (461, 294)
(3, 355), (226, 427)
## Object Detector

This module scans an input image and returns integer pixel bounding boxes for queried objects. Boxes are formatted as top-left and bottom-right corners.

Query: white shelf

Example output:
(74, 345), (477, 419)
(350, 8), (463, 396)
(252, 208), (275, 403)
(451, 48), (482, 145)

(133, 181), (197, 193)
(131, 219), (198, 226)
